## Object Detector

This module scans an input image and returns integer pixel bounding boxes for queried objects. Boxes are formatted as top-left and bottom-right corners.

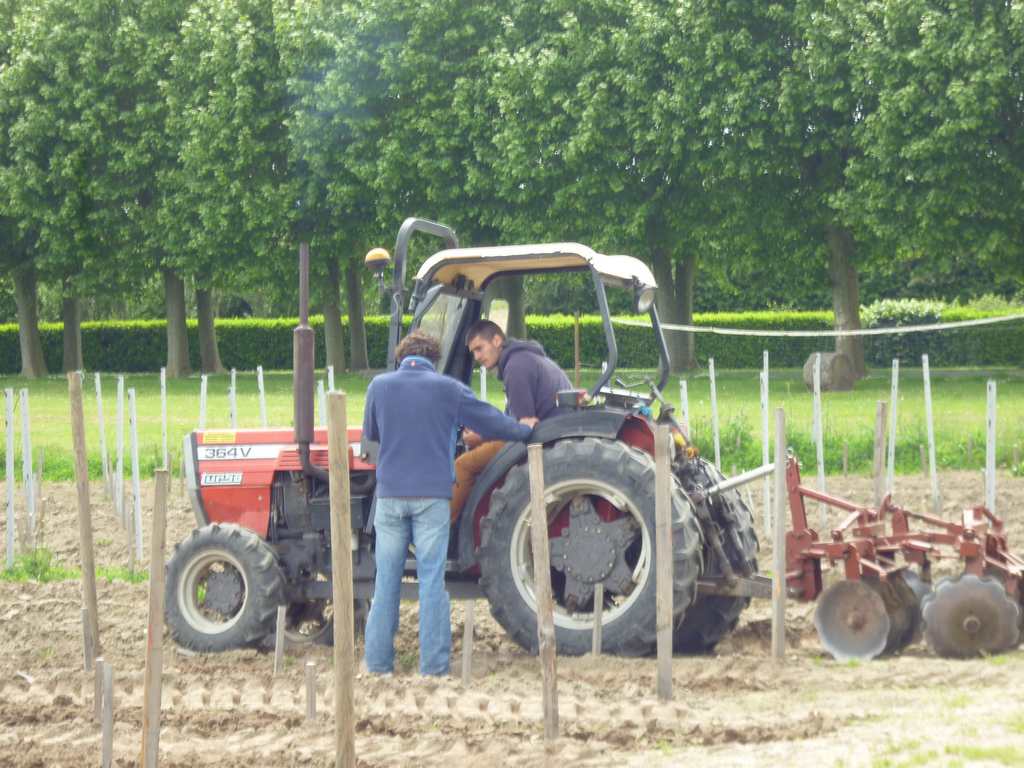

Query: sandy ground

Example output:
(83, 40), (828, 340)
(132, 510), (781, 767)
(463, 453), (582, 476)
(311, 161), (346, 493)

(2, 469), (1024, 767)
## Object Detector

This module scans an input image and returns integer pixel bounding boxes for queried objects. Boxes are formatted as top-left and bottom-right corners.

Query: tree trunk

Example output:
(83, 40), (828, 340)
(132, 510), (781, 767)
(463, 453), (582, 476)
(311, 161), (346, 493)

(647, 217), (696, 372)
(825, 223), (866, 378)
(61, 296), (83, 372)
(674, 253), (698, 370)
(345, 259), (369, 370)
(485, 276), (527, 338)
(323, 256), (346, 372)
(12, 264), (48, 378)
(164, 268), (191, 378)
(195, 286), (225, 373)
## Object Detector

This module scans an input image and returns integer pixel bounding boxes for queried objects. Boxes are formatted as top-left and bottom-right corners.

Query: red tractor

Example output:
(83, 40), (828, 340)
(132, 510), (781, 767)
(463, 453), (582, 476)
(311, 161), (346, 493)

(165, 218), (760, 656)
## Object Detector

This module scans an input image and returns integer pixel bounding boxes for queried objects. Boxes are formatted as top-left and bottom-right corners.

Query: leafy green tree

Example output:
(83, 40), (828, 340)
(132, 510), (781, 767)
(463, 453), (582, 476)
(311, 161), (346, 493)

(680, 1), (880, 376)
(839, 0), (1024, 282)
(275, 0), (394, 370)
(162, 0), (294, 373)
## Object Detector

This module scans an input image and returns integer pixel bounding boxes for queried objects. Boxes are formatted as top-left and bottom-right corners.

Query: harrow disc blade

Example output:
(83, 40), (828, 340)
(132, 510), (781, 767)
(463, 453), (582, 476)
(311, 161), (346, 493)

(921, 574), (1021, 659)
(888, 571), (925, 649)
(815, 580), (891, 661)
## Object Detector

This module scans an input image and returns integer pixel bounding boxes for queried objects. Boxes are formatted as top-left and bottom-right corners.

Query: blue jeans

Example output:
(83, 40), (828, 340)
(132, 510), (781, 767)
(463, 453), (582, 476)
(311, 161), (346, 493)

(364, 497), (452, 675)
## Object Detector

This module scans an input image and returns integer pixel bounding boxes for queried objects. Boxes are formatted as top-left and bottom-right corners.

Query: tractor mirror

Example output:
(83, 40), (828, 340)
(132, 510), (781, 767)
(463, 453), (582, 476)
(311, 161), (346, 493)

(365, 247), (391, 277)
(635, 285), (656, 313)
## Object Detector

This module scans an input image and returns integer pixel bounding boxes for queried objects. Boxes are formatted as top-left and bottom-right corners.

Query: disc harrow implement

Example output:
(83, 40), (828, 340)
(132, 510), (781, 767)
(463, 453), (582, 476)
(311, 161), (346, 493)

(782, 457), (1023, 660)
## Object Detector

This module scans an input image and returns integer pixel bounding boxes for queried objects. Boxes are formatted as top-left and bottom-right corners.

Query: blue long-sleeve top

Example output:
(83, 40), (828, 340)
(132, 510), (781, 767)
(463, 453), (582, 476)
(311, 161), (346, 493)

(362, 356), (533, 498)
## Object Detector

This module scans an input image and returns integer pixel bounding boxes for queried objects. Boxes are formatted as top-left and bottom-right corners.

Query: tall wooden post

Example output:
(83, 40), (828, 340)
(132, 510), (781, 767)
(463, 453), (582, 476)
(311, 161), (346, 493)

(654, 424), (673, 701)
(887, 360), (899, 494)
(872, 401), (888, 507)
(709, 358), (720, 467)
(327, 392), (356, 768)
(69, 373), (101, 662)
(140, 470), (169, 768)
(771, 409), (787, 662)
(527, 443), (558, 741)
(986, 380), (997, 514)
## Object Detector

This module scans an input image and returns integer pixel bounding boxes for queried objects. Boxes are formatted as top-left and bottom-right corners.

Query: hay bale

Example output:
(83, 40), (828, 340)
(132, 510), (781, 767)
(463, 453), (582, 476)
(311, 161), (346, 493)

(802, 352), (856, 392)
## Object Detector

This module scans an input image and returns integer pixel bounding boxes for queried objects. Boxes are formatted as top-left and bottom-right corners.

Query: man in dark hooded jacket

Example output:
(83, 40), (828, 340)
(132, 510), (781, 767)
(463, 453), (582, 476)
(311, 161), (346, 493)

(450, 320), (572, 518)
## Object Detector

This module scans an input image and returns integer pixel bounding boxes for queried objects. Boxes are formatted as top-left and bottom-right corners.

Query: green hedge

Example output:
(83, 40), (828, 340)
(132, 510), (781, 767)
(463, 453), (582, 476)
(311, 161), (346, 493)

(0, 308), (1020, 374)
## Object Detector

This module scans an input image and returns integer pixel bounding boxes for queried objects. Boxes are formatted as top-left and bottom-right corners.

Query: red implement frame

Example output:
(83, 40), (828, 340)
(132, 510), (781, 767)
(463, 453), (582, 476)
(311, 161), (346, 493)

(783, 457), (1024, 603)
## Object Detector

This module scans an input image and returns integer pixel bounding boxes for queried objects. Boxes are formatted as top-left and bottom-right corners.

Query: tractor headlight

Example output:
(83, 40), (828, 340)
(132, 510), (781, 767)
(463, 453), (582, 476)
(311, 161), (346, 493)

(635, 285), (656, 313)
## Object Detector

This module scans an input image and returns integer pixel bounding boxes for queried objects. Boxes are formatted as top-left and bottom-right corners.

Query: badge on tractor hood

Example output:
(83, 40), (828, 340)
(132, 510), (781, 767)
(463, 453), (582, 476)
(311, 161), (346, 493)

(200, 472), (243, 486)
(198, 444), (286, 461)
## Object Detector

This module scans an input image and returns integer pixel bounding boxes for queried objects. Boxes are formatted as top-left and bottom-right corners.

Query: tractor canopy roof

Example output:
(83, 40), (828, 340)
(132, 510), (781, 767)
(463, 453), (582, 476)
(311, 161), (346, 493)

(413, 243), (657, 294)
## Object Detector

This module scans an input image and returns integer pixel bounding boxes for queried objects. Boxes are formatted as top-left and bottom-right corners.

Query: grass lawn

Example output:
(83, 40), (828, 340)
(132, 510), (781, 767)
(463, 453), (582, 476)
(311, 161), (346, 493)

(0, 365), (1021, 482)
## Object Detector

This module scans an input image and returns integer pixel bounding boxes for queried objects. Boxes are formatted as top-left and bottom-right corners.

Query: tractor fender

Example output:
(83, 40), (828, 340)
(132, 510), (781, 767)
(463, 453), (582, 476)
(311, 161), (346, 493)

(454, 408), (632, 572)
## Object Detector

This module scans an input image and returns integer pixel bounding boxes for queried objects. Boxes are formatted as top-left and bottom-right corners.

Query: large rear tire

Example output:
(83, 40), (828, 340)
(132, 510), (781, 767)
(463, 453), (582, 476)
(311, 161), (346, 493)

(478, 438), (703, 656)
(672, 458), (759, 653)
(165, 523), (285, 652)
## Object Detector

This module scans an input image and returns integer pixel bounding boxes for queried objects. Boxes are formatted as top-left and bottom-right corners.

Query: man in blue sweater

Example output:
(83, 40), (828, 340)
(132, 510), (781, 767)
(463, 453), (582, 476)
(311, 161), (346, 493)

(361, 330), (533, 676)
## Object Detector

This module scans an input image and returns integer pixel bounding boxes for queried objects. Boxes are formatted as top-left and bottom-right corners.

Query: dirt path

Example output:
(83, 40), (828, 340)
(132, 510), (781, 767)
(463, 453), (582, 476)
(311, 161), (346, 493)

(1, 472), (1023, 767)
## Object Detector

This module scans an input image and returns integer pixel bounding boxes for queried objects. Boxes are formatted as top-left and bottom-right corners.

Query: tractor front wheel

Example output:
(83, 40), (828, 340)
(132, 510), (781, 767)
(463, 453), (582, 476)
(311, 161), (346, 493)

(165, 523), (285, 652)
(478, 438), (703, 657)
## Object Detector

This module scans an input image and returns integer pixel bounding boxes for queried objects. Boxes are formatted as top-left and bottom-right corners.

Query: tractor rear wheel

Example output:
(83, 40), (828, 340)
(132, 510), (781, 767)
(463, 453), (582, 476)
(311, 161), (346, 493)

(672, 458), (759, 653)
(478, 438), (703, 657)
(165, 523), (285, 652)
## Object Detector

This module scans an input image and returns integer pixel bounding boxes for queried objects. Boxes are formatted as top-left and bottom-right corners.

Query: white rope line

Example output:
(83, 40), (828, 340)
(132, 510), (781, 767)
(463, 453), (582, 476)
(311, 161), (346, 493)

(614, 312), (1024, 338)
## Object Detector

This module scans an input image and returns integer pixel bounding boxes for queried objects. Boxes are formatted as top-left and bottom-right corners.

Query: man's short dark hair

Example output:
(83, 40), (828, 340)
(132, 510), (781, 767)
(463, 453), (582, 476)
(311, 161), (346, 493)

(396, 330), (441, 364)
(465, 319), (505, 345)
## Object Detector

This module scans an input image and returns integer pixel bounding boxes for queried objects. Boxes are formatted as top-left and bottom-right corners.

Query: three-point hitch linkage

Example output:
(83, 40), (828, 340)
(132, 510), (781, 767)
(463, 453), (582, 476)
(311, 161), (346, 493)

(780, 457), (1023, 660)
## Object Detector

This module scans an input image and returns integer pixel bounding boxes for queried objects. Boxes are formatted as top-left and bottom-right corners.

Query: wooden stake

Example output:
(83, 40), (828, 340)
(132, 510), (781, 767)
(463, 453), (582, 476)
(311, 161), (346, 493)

(679, 379), (690, 442)
(128, 389), (143, 562)
(760, 368), (771, 540)
(229, 368), (238, 429)
(812, 353), (826, 531)
(94, 374), (111, 499)
(160, 367), (168, 470)
(461, 601), (474, 686)
(198, 375), (208, 430)
(140, 470), (169, 768)
(257, 366), (268, 428)
(327, 391), (356, 768)
(527, 443), (559, 741)
(709, 359), (720, 468)
(273, 605), (286, 676)
(887, 359), (899, 494)
(5, 389), (14, 568)
(305, 660), (317, 722)
(591, 582), (604, 656)
(82, 607), (94, 674)
(771, 409), (787, 662)
(872, 401), (888, 507)
(317, 380), (326, 429)
(573, 312), (581, 388)
(19, 388), (36, 543)
(94, 656), (105, 722)
(922, 354), (942, 515)
(101, 661), (113, 768)
(69, 373), (101, 665)
(654, 425), (673, 701)
(116, 377), (125, 527)
(986, 381), (996, 514)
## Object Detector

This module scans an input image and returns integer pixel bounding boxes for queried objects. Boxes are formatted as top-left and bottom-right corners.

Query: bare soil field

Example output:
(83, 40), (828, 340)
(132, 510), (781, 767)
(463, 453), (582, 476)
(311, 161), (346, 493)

(2, 470), (1024, 767)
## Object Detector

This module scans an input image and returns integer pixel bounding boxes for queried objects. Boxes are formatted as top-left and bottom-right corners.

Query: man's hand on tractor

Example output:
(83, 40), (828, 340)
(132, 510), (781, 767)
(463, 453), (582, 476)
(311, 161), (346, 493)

(463, 428), (483, 449)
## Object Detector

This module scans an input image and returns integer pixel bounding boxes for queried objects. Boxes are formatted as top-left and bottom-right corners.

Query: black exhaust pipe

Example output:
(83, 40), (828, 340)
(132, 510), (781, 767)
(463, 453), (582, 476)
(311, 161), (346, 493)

(294, 243), (328, 482)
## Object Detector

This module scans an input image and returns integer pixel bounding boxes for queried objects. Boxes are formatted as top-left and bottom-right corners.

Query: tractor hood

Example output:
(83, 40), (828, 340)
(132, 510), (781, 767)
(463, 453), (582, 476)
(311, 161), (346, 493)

(414, 243), (657, 293)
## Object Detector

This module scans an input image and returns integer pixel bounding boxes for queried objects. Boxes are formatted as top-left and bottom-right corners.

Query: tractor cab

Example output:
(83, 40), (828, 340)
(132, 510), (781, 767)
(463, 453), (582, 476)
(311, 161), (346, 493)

(366, 218), (673, 412)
